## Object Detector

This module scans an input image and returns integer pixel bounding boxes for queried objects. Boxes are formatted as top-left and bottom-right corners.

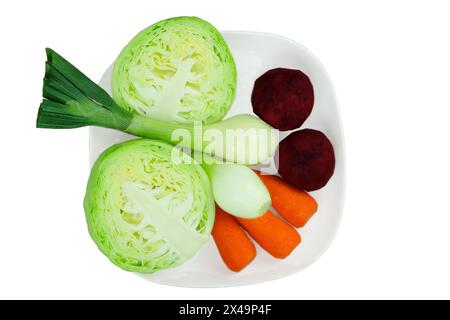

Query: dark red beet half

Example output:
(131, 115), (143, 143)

(276, 129), (335, 191)
(251, 68), (314, 131)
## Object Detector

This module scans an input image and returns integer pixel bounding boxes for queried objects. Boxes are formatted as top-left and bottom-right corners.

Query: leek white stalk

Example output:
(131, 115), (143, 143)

(200, 154), (271, 218)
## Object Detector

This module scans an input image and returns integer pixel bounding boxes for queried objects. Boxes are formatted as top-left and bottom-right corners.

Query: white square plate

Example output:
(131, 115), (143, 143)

(89, 31), (345, 287)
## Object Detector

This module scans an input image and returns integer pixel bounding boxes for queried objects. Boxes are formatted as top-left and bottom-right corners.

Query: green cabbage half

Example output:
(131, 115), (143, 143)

(112, 16), (237, 124)
(84, 139), (215, 273)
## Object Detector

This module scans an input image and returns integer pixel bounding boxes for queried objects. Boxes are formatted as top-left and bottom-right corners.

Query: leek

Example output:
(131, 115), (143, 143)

(37, 49), (278, 165)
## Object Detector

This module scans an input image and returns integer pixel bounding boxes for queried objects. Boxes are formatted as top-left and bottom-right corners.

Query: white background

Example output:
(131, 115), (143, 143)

(1, 0), (449, 299)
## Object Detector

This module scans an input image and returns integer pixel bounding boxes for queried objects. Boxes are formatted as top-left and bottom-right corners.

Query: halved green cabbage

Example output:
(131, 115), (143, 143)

(112, 16), (237, 124)
(84, 139), (215, 273)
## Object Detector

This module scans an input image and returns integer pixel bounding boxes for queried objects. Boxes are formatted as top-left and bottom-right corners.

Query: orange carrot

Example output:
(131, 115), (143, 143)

(255, 171), (318, 228)
(236, 211), (301, 259)
(212, 206), (257, 272)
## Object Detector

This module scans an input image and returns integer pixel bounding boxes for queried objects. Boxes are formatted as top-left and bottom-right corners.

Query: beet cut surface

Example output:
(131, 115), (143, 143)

(276, 129), (335, 191)
(251, 68), (314, 131)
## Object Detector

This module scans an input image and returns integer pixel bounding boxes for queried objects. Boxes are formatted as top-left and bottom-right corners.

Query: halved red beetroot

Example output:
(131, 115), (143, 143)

(276, 129), (335, 191)
(251, 68), (314, 131)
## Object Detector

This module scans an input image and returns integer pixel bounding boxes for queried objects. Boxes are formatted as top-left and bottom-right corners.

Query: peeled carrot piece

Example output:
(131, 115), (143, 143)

(255, 171), (318, 227)
(212, 206), (257, 272)
(236, 211), (301, 259)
